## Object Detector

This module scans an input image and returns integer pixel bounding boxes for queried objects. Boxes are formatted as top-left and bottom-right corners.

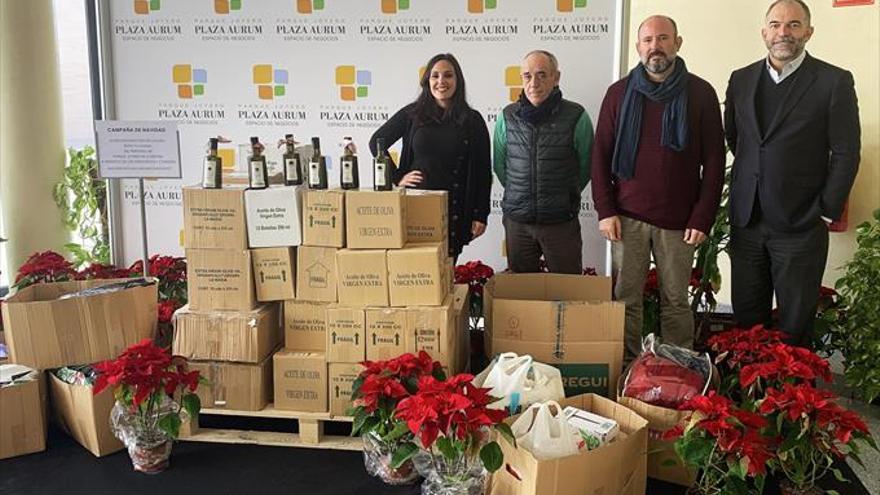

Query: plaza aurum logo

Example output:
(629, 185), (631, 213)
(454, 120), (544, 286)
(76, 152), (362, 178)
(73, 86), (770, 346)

(214, 0), (242, 14)
(504, 65), (522, 102)
(296, 0), (325, 13)
(467, 0), (497, 14)
(133, 0), (160, 14)
(556, 0), (587, 12)
(381, 0), (410, 14)
(252, 64), (288, 100)
(172, 64), (207, 99)
(335, 66), (371, 101)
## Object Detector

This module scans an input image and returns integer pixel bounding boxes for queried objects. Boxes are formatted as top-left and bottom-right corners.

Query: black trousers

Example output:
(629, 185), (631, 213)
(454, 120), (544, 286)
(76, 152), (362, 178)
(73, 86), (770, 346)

(730, 216), (829, 347)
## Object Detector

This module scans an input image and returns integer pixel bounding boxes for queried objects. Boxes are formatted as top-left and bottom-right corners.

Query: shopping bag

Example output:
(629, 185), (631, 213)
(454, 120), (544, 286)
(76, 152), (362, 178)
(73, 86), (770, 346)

(473, 353), (565, 413)
(510, 401), (581, 460)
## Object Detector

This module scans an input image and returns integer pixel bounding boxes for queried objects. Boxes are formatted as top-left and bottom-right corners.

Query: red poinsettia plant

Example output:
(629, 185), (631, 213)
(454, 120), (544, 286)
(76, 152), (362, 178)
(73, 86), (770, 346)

(391, 373), (515, 473)
(758, 382), (877, 493)
(93, 338), (202, 440)
(350, 351), (446, 441)
(664, 391), (777, 495)
(454, 261), (494, 322)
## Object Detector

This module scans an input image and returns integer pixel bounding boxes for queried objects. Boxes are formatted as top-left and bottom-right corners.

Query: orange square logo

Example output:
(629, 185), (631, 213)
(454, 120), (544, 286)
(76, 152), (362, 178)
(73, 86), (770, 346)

(258, 85), (274, 100)
(468, 0), (483, 13)
(381, 0), (397, 13)
(178, 85), (193, 99)
(134, 0), (149, 14)
(297, 0), (313, 13)
(215, 0), (230, 13)
(340, 86), (356, 101)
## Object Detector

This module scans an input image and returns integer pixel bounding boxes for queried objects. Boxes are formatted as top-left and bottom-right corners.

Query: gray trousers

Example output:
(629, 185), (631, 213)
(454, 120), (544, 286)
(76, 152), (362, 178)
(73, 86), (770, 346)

(612, 216), (696, 364)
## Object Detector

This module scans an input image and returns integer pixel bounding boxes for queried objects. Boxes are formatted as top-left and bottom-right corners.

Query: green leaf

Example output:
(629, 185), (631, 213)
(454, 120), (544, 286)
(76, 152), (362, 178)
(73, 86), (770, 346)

(831, 468), (849, 483)
(157, 413), (181, 439)
(495, 422), (516, 448)
(390, 441), (419, 469)
(182, 393), (200, 417)
(382, 421), (411, 443)
(480, 441), (503, 472)
(436, 436), (457, 461)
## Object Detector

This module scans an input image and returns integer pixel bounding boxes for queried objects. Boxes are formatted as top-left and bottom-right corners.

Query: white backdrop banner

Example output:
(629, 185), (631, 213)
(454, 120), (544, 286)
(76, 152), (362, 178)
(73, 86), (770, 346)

(105, 0), (623, 272)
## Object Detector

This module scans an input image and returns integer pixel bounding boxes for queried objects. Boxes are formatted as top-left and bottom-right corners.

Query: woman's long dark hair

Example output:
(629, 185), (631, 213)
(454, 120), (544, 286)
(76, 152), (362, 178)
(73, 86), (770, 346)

(411, 53), (471, 127)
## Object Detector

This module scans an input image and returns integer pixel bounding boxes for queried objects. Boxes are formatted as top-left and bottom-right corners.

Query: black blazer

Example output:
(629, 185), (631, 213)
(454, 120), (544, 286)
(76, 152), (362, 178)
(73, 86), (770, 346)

(369, 103), (492, 255)
(724, 53), (860, 232)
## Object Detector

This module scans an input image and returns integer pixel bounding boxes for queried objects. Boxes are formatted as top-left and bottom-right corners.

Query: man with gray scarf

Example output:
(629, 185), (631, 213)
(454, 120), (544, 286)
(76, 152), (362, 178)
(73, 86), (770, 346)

(591, 16), (725, 363)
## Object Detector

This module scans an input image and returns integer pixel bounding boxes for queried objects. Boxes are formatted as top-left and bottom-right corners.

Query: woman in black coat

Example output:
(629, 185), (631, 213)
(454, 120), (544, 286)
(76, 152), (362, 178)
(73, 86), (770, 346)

(369, 53), (492, 260)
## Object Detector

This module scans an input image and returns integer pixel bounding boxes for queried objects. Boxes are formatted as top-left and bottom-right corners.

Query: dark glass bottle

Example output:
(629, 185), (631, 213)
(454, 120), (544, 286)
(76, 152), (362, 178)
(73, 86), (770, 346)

(202, 137), (222, 189)
(340, 136), (359, 190)
(283, 134), (302, 186)
(373, 137), (392, 191)
(248, 136), (268, 189)
(308, 136), (328, 190)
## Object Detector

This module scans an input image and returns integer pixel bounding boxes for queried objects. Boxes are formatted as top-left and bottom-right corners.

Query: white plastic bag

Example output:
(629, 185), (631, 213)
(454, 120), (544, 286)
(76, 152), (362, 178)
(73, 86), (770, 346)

(472, 353), (565, 413)
(510, 401), (581, 460)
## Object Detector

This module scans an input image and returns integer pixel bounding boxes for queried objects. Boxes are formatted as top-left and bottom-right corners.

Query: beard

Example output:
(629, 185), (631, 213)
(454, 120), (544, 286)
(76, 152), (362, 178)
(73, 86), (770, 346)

(643, 53), (675, 75)
(767, 36), (805, 62)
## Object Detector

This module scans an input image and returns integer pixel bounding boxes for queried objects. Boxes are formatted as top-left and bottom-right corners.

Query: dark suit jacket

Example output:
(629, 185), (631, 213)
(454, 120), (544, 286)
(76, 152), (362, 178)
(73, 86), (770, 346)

(724, 53), (860, 232)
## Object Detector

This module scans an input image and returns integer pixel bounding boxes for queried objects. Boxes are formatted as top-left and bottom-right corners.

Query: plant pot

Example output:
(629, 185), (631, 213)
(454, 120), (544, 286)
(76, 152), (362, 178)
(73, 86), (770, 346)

(412, 449), (488, 495)
(362, 432), (419, 485)
(778, 480), (823, 495)
(127, 440), (172, 474)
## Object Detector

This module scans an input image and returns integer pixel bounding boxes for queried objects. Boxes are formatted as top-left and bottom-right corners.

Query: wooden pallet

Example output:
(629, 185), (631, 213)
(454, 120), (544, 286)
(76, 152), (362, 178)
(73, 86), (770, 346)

(180, 404), (361, 451)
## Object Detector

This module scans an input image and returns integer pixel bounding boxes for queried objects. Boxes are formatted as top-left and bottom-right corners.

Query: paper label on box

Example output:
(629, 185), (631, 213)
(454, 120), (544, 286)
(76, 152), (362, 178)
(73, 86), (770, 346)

(554, 364), (611, 397)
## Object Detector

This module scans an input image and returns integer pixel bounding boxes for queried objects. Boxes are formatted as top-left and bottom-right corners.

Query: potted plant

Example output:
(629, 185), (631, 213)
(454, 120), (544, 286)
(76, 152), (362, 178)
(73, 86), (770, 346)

(453, 260), (494, 330)
(350, 351), (445, 485)
(758, 382), (877, 494)
(830, 209), (880, 403)
(392, 373), (515, 495)
(665, 392), (776, 495)
(93, 339), (202, 473)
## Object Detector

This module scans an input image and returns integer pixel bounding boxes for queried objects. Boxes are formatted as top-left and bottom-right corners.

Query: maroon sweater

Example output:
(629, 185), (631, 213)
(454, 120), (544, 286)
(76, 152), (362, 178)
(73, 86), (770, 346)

(591, 75), (725, 234)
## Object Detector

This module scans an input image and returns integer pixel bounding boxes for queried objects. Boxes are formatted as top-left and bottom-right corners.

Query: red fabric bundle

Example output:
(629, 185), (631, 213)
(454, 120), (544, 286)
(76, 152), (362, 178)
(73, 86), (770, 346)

(623, 354), (707, 409)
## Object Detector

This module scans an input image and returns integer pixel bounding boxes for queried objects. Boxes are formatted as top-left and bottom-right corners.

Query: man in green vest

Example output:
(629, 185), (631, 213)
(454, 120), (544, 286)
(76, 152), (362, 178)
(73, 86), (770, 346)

(493, 50), (594, 273)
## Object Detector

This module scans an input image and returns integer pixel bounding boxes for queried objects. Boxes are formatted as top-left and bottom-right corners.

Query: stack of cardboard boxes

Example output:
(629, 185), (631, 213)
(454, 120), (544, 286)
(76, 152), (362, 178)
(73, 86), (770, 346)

(174, 185), (288, 412)
(177, 184), (468, 419)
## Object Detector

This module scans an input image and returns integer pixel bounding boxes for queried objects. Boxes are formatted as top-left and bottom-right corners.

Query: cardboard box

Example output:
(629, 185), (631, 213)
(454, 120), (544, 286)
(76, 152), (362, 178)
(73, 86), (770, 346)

(365, 308), (407, 361)
(451, 284), (471, 374)
(302, 189), (345, 247)
(183, 186), (248, 249)
(387, 243), (448, 307)
(0, 366), (46, 460)
(252, 247), (296, 301)
(617, 395), (695, 486)
(48, 372), (123, 457)
(187, 249), (256, 312)
(345, 189), (406, 249)
(336, 249), (389, 306)
(405, 189), (448, 244)
(284, 299), (328, 352)
(488, 394), (648, 495)
(189, 356), (273, 411)
(485, 273), (624, 398)
(326, 306), (366, 363)
(245, 185), (303, 248)
(172, 303), (282, 363)
(296, 245), (338, 303)
(328, 362), (361, 417)
(2, 279), (158, 370)
(406, 295), (461, 373)
(273, 350), (327, 412)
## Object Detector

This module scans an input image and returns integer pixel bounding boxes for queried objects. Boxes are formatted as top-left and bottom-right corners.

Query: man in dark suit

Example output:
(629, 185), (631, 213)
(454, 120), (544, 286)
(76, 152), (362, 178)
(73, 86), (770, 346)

(724, 0), (860, 346)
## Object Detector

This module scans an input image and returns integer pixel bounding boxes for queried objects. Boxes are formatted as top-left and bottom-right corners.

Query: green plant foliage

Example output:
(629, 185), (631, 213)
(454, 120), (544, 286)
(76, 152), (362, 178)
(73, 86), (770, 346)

(831, 209), (880, 403)
(53, 146), (109, 267)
